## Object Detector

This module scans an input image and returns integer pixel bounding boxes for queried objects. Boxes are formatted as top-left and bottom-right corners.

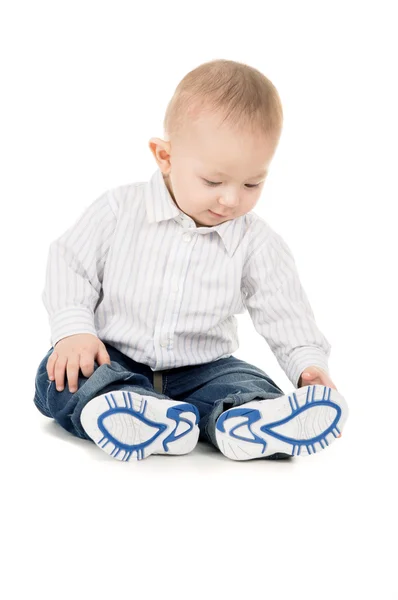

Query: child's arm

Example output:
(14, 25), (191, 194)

(42, 189), (118, 349)
(242, 229), (331, 389)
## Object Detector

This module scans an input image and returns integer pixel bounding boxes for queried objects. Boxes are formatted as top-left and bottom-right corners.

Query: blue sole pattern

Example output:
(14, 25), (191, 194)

(215, 385), (349, 460)
(81, 391), (200, 461)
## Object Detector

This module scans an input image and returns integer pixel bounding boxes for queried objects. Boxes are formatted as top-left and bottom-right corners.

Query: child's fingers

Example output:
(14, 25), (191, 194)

(46, 351), (58, 380)
(79, 351), (95, 378)
(305, 376), (322, 385)
(54, 355), (67, 391)
(66, 356), (80, 393)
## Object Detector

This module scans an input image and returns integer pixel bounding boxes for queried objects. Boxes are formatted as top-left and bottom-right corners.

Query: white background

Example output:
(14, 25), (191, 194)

(1, 1), (397, 598)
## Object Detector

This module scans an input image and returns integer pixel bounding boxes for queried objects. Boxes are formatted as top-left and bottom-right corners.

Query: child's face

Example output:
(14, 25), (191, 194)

(150, 113), (279, 228)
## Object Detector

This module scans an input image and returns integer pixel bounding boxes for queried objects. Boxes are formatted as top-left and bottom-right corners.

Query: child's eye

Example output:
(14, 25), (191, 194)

(203, 179), (260, 189)
(203, 179), (221, 187)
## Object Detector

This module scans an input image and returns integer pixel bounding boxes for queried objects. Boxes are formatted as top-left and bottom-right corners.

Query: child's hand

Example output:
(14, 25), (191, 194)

(46, 333), (111, 393)
(298, 366), (337, 390)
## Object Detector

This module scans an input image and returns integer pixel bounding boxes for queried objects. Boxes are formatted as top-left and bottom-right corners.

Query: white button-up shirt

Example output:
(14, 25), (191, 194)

(42, 168), (331, 386)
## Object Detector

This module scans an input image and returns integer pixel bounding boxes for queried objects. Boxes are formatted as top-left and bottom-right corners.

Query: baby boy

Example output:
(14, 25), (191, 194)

(33, 59), (349, 462)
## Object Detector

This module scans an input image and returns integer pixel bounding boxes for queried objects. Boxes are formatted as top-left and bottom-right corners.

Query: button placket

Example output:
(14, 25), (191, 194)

(157, 224), (195, 356)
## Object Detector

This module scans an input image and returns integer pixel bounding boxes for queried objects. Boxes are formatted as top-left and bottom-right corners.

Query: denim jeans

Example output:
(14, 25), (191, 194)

(33, 343), (285, 451)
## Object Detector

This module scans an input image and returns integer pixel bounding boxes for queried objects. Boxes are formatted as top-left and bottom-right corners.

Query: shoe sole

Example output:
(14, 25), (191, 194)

(80, 390), (200, 461)
(215, 385), (349, 461)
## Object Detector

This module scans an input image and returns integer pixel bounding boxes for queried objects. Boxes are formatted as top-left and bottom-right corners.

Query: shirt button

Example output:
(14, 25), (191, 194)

(183, 233), (192, 242)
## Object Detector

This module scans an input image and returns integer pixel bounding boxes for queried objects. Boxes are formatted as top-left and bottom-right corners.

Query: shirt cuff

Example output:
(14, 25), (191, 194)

(285, 346), (330, 388)
(49, 306), (97, 348)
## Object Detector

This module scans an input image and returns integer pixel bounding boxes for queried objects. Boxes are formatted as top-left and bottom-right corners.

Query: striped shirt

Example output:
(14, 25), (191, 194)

(42, 167), (331, 386)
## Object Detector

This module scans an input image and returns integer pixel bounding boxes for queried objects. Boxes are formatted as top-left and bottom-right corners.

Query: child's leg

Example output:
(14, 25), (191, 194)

(33, 345), (174, 440)
(33, 345), (200, 460)
(168, 355), (348, 460)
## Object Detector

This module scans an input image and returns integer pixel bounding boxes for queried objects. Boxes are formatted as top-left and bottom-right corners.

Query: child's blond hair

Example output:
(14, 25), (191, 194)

(163, 59), (283, 142)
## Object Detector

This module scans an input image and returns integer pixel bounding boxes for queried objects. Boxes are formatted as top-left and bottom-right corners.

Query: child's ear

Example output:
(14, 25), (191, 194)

(148, 137), (172, 174)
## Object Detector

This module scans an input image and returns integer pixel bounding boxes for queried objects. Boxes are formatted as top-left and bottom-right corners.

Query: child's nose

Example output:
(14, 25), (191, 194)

(220, 190), (240, 207)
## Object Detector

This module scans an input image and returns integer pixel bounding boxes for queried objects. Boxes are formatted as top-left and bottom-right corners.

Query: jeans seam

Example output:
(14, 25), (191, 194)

(204, 397), (224, 442)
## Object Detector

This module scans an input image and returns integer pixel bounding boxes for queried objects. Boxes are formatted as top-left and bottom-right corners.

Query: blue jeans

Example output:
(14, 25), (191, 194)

(33, 343), (285, 451)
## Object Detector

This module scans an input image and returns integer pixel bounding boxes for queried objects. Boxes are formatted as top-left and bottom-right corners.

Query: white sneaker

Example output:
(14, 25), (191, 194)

(215, 385), (349, 461)
(80, 390), (200, 462)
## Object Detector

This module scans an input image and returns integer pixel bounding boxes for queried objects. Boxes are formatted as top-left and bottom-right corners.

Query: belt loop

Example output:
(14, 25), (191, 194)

(153, 371), (163, 394)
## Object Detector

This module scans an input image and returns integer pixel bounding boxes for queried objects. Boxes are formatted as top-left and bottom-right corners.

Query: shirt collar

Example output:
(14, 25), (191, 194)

(144, 168), (246, 257)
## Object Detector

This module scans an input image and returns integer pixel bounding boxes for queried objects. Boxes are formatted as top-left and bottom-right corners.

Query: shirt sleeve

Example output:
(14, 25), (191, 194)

(41, 190), (118, 348)
(241, 230), (331, 387)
